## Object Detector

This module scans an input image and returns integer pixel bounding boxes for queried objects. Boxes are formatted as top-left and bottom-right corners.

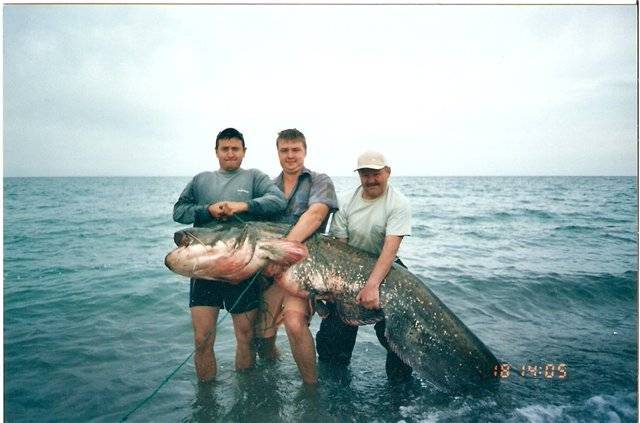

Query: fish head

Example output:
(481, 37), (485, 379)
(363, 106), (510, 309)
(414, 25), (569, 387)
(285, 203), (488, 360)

(172, 225), (252, 249)
(165, 225), (259, 282)
(165, 224), (308, 283)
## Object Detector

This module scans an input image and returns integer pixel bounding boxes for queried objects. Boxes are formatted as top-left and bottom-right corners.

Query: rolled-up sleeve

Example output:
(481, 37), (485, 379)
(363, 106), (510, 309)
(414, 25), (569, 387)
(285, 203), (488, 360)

(386, 199), (412, 236)
(309, 173), (338, 213)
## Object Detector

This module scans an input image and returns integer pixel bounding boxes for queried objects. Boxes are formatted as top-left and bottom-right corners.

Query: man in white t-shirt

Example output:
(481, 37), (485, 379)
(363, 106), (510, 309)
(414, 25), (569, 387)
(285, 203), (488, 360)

(316, 150), (414, 382)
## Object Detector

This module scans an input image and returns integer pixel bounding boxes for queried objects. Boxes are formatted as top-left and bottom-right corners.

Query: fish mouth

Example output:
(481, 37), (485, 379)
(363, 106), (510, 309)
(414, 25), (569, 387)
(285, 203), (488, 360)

(164, 246), (185, 270)
(174, 230), (209, 248)
(174, 231), (191, 247)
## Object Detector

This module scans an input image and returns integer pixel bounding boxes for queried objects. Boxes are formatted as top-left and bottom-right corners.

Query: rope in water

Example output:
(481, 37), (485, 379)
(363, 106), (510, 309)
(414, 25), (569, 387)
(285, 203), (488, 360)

(121, 215), (259, 422)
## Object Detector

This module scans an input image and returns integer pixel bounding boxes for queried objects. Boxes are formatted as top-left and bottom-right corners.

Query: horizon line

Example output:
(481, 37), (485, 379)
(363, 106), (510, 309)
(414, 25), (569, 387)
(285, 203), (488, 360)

(2, 174), (636, 178)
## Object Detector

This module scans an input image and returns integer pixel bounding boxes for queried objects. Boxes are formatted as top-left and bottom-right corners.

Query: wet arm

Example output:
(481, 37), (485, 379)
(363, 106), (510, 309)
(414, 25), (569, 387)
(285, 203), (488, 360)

(286, 203), (330, 242)
(263, 203), (330, 278)
(357, 235), (404, 309)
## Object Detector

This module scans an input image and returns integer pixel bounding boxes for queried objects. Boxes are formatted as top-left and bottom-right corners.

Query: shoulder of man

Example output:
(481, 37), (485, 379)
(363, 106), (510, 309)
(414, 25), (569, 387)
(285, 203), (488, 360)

(272, 171), (284, 185)
(387, 183), (410, 205)
(336, 186), (360, 209)
(302, 168), (323, 179)
(304, 169), (335, 187)
(191, 170), (216, 181)
(385, 184), (412, 236)
(337, 187), (351, 200)
(245, 168), (271, 179)
(304, 169), (338, 209)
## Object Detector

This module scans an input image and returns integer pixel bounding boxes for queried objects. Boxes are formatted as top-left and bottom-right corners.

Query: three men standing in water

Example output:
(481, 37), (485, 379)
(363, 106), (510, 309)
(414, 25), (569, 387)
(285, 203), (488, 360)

(173, 127), (412, 384)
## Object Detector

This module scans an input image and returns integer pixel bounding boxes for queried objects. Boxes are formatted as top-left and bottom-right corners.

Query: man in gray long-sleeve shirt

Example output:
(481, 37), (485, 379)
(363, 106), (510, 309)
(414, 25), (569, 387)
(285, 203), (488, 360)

(173, 127), (286, 382)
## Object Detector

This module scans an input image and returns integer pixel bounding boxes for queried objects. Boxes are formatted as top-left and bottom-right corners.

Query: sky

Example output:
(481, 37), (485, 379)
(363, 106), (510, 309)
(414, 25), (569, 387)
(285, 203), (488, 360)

(3, 4), (637, 177)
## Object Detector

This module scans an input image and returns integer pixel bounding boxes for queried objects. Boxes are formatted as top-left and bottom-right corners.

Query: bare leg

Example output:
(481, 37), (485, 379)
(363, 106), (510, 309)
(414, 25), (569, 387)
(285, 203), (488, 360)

(231, 309), (257, 370)
(255, 335), (280, 361)
(283, 296), (317, 384)
(191, 306), (220, 382)
(255, 284), (285, 360)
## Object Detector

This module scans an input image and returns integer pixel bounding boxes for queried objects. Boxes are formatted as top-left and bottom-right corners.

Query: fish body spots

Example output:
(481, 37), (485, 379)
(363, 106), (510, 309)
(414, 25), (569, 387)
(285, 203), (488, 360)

(166, 223), (500, 393)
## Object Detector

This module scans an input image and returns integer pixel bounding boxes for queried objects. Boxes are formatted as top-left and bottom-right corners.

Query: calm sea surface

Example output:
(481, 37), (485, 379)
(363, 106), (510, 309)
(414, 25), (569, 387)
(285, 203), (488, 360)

(4, 176), (638, 422)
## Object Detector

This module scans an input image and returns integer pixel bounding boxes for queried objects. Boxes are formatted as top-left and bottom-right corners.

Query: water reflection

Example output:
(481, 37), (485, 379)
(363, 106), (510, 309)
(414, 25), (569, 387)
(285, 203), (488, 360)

(189, 381), (222, 422)
(225, 367), (285, 422)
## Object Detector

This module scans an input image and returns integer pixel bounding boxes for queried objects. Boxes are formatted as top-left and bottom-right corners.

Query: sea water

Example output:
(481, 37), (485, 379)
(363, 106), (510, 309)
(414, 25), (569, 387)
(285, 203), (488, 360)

(4, 176), (637, 422)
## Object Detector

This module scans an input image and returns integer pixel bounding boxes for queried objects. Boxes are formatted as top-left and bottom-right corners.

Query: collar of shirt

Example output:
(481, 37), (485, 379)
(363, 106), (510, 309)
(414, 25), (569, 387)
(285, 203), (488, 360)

(274, 167), (312, 190)
(218, 168), (243, 176)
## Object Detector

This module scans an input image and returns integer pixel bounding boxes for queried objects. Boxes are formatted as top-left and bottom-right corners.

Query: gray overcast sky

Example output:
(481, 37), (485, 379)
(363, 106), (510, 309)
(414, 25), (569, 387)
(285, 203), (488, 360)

(3, 5), (637, 177)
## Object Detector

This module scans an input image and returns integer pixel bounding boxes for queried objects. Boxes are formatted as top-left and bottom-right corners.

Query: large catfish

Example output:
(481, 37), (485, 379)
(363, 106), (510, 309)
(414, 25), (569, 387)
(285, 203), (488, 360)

(165, 221), (499, 393)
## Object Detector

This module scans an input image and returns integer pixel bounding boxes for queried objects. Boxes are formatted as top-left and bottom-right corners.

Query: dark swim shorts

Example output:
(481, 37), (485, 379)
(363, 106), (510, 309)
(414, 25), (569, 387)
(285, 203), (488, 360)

(189, 277), (262, 314)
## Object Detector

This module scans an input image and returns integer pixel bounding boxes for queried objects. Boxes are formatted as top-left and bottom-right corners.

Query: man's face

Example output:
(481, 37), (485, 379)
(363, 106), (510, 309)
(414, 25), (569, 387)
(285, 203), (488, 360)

(216, 138), (246, 171)
(277, 138), (306, 175)
(358, 167), (390, 199)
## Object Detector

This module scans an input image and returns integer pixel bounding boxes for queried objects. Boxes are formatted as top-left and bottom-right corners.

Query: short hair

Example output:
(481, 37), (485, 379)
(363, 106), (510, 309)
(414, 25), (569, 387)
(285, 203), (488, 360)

(215, 128), (245, 150)
(276, 128), (307, 151)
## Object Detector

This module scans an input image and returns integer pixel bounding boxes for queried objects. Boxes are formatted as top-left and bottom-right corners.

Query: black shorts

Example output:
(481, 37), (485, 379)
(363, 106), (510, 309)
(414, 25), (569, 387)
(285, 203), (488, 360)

(189, 277), (262, 314)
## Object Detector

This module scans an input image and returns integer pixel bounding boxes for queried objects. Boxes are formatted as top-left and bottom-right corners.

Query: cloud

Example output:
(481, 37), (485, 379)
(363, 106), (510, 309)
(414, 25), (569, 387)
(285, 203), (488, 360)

(3, 5), (636, 176)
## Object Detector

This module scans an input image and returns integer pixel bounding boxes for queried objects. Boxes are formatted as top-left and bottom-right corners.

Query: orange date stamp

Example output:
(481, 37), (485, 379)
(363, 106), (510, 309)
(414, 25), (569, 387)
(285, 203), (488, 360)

(493, 363), (568, 379)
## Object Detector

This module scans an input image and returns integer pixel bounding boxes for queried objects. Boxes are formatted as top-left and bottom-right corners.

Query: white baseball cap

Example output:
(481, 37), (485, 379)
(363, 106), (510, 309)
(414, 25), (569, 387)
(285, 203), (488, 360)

(355, 150), (389, 171)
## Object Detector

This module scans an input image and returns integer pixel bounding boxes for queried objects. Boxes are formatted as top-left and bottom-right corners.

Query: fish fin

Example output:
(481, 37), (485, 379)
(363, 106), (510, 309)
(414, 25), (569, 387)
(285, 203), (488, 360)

(315, 299), (331, 319)
(258, 239), (308, 265)
(335, 301), (384, 325)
